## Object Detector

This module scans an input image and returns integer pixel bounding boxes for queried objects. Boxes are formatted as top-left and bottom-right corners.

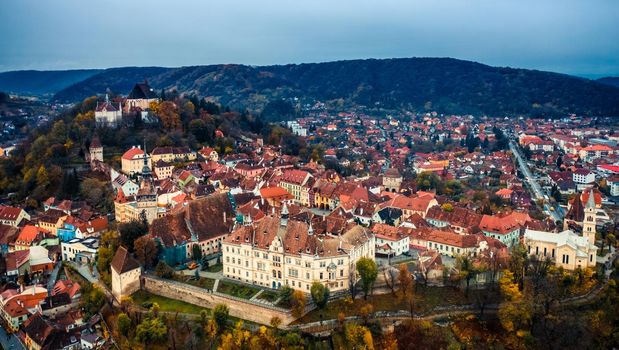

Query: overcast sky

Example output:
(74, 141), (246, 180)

(1, 0), (618, 77)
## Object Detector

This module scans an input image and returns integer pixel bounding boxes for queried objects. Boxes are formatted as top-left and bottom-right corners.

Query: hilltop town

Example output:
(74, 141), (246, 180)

(0, 82), (617, 349)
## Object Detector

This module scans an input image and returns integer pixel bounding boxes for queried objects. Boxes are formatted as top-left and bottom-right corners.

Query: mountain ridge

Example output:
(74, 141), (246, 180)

(3, 58), (619, 117)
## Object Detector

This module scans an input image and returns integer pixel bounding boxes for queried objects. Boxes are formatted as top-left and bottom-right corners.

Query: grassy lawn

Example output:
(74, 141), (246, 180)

(172, 274), (216, 290)
(188, 276), (217, 290)
(132, 290), (205, 315)
(295, 286), (499, 324)
(217, 280), (261, 299)
(205, 263), (223, 273)
(256, 290), (279, 303)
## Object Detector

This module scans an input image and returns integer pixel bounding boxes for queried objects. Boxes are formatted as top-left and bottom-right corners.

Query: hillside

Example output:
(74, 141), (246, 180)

(597, 77), (619, 88)
(0, 69), (102, 96)
(45, 58), (619, 117)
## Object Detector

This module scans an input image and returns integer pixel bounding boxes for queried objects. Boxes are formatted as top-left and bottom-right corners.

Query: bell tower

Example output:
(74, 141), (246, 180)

(582, 190), (597, 246)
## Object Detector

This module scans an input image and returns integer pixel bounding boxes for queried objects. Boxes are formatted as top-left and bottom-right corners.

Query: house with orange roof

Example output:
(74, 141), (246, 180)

(578, 144), (615, 162)
(371, 223), (411, 256)
(479, 213), (521, 248)
(425, 230), (506, 258)
(259, 187), (294, 207)
(121, 145), (151, 175)
(14, 225), (52, 251)
(52, 279), (81, 301)
(0, 285), (48, 331)
(199, 146), (219, 162)
(495, 188), (514, 200)
(380, 194), (438, 219)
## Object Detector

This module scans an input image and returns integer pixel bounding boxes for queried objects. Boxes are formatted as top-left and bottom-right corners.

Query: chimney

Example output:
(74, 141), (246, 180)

(223, 211), (227, 223)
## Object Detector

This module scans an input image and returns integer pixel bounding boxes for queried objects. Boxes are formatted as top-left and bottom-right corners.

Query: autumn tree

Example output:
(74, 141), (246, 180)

(158, 101), (182, 130)
(344, 323), (374, 350)
(383, 266), (398, 294)
(398, 263), (413, 297)
(134, 235), (159, 269)
(356, 257), (378, 300)
(498, 270), (533, 347)
(291, 290), (306, 319)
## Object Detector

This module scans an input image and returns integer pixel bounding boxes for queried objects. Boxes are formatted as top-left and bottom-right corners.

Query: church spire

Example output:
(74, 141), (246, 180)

(280, 203), (289, 227)
(141, 138), (151, 177)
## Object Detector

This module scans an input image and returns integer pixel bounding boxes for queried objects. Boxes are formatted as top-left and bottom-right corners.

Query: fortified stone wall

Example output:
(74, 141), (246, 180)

(141, 275), (297, 325)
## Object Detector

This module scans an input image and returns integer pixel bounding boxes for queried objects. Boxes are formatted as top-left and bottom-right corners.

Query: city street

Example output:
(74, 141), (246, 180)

(508, 138), (563, 222)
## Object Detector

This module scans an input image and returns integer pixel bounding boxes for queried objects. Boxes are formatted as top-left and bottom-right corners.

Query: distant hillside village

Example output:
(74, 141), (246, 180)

(0, 78), (618, 348)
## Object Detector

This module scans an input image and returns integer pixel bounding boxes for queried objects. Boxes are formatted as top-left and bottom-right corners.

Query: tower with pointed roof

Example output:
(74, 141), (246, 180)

(136, 139), (158, 224)
(582, 189), (597, 245)
(89, 135), (103, 163)
(111, 246), (141, 302)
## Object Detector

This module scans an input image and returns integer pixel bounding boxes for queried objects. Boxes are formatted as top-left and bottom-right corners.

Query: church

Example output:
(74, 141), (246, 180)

(524, 189), (598, 270)
(94, 94), (122, 127)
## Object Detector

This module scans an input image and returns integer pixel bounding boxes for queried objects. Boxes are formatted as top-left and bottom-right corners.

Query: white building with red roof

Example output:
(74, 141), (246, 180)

(94, 94), (122, 127)
(0, 205), (29, 227)
(121, 145), (151, 175)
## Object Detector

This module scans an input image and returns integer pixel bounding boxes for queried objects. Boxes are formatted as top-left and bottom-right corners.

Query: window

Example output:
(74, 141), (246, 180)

(319, 272), (323, 279)
(289, 268), (298, 277)
(552, 249), (555, 258)
(340, 270), (344, 277)
(320, 261), (326, 268)
(543, 247), (547, 256)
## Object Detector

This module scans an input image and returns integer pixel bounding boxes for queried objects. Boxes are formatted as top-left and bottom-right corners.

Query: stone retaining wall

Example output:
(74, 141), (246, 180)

(141, 275), (296, 325)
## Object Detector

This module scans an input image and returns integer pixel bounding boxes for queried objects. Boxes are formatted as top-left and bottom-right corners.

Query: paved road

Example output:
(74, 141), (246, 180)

(508, 138), (563, 222)
(0, 325), (25, 350)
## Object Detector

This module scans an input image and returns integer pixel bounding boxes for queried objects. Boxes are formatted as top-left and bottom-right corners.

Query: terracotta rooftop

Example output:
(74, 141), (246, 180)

(110, 246), (140, 274)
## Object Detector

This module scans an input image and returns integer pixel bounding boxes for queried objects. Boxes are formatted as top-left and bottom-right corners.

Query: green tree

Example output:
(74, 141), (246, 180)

(310, 282), (330, 324)
(118, 220), (148, 252)
(213, 304), (229, 332)
(117, 313), (131, 337)
(155, 261), (174, 279)
(356, 257), (378, 299)
(136, 316), (168, 345)
(606, 233), (616, 253)
(192, 244), (202, 261)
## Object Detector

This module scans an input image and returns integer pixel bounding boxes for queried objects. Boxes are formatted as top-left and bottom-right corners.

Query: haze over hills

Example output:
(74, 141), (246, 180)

(0, 69), (102, 96)
(2, 58), (619, 117)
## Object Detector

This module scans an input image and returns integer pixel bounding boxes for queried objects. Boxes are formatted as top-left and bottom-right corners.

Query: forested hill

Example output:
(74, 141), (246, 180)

(11, 58), (619, 117)
(597, 77), (619, 89)
(0, 69), (102, 96)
